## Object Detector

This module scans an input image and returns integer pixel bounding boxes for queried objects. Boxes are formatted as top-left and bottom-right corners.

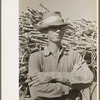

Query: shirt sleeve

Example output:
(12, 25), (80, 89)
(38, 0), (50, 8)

(57, 50), (94, 90)
(28, 52), (70, 99)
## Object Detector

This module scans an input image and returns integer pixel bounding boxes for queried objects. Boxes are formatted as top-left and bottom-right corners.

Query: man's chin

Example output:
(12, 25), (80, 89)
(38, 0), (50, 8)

(52, 39), (62, 43)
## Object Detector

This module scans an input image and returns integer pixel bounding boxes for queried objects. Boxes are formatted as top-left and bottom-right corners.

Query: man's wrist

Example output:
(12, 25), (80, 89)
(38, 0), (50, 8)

(51, 72), (72, 85)
(51, 72), (62, 82)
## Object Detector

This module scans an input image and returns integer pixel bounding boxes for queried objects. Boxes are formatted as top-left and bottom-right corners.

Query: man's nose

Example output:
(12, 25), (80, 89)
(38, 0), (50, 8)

(56, 29), (61, 33)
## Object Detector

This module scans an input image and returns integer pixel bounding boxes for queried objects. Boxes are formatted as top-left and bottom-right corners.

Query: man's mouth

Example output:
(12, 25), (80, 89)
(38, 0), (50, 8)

(55, 35), (60, 37)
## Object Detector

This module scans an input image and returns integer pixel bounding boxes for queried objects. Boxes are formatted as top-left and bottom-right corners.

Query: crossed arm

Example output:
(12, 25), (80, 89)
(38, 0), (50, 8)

(28, 52), (94, 99)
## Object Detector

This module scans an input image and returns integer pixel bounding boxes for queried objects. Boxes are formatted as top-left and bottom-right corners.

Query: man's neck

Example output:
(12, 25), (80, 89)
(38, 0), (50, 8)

(48, 41), (62, 54)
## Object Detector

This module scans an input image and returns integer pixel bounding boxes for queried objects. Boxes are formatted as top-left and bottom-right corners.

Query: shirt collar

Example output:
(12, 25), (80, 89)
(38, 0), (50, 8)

(63, 47), (70, 55)
(43, 46), (70, 56)
(43, 47), (51, 56)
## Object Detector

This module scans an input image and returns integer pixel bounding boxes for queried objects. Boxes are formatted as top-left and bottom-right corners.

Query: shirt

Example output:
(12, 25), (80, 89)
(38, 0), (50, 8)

(28, 47), (93, 100)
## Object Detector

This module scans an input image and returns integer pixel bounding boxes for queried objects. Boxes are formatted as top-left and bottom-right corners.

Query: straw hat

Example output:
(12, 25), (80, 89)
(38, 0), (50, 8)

(37, 11), (67, 31)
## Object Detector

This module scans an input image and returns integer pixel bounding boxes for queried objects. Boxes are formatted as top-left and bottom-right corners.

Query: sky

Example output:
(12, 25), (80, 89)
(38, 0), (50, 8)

(19, 0), (97, 21)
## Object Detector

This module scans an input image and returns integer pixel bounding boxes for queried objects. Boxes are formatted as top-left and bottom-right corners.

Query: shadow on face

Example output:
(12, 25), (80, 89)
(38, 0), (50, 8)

(46, 26), (65, 43)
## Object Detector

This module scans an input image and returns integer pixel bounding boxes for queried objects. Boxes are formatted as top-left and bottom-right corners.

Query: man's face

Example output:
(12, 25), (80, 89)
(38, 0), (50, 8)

(47, 26), (64, 43)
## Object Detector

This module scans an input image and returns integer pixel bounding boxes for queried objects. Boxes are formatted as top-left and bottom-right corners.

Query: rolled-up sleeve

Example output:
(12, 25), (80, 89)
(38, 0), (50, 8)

(58, 50), (94, 90)
(28, 52), (70, 99)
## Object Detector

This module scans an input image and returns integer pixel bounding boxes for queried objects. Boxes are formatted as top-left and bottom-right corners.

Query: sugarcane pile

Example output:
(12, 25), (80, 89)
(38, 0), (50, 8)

(19, 8), (97, 99)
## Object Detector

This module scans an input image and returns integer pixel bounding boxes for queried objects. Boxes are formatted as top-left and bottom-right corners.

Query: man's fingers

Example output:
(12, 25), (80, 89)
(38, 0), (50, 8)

(28, 72), (39, 78)
(29, 81), (40, 87)
(31, 76), (39, 81)
(28, 78), (40, 86)
(26, 76), (38, 83)
(32, 82), (40, 87)
(25, 79), (31, 83)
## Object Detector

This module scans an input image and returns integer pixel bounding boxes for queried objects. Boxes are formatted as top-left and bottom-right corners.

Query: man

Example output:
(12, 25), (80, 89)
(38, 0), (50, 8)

(28, 11), (94, 100)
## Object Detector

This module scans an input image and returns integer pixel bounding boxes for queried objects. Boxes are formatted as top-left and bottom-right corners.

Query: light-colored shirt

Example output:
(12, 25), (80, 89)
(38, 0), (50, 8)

(29, 47), (93, 100)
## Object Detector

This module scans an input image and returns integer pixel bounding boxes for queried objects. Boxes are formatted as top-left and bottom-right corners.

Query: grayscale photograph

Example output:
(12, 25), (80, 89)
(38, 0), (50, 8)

(19, 0), (97, 100)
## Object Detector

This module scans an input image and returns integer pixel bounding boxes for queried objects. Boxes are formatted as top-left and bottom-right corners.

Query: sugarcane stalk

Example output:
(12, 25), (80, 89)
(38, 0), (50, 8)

(27, 8), (36, 15)
(20, 24), (34, 28)
(40, 3), (50, 12)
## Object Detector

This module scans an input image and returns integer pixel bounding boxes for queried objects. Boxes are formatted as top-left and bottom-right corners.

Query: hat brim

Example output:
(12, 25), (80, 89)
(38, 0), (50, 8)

(38, 22), (67, 31)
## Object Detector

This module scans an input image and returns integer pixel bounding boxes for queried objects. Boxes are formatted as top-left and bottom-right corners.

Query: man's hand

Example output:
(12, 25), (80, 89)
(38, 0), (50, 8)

(28, 72), (55, 86)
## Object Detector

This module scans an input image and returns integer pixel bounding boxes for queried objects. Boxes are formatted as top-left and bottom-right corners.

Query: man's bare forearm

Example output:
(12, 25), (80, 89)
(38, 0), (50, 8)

(29, 82), (70, 99)
(34, 71), (93, 90)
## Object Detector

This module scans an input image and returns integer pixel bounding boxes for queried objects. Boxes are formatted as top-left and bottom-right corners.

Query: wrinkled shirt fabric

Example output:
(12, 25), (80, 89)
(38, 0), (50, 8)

(29, 47), (93, 100)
